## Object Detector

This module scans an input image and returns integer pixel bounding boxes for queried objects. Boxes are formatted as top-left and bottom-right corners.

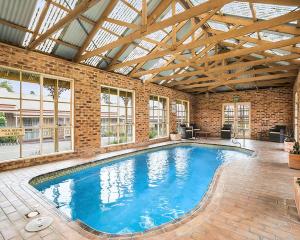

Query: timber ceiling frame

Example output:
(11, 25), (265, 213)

(0, 0), (299, 93)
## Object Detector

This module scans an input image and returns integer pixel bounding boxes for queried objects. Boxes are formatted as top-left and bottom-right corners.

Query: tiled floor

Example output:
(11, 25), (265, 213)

(1, 139), (300, 240)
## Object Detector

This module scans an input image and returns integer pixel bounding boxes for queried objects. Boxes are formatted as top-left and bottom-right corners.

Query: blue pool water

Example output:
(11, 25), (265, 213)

(33, 144), (250, 234)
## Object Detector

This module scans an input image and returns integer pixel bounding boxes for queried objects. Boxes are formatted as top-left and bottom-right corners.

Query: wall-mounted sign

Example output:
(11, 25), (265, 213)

(0, 128), (24, 137)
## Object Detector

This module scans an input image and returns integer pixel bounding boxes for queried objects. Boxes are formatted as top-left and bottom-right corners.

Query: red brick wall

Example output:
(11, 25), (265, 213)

(192, 87), (293, 139)
(0, 43), (194, 170)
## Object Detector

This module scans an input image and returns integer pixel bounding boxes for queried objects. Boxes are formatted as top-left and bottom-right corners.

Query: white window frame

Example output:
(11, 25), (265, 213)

(100, 85), (135, 147)
(176, 99), (189, 128)
(0, 65), (74, 161)
(222, 102), (251, 138)
(149, 95), (169, 140)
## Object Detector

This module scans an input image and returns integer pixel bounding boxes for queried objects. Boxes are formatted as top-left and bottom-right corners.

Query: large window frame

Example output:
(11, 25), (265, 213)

(222, 102), (251, 138)
(176, 99), (189, 130)
(149, 95), (169, 140)
(100, 86), (135, 147)
(0, 65), (74, 162)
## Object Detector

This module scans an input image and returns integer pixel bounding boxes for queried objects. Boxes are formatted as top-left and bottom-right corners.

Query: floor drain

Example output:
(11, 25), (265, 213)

(25, 210), (40, 218)
(25, 217), (53, 232)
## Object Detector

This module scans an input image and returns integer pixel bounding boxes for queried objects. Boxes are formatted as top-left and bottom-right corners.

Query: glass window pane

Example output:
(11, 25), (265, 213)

(100, 87), (134, 146)
(58, 127), (72, 152)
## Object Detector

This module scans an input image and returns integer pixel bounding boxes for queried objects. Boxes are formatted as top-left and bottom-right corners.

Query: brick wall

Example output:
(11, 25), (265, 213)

(192, 87), (293, 139)
(0, 43), (194, 170)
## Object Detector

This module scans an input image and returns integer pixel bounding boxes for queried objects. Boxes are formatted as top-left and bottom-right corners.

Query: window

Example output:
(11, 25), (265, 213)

(149, 95), (168, 139)
(222, 102), (251, 138)
(0, 66), (73, 162)
(100, 86), (134, 146)
(176, 100), (189, 130)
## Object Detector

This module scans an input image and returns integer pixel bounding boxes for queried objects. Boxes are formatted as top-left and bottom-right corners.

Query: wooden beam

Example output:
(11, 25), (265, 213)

(142, 0), (148, 29)
(28, 0), (100, 50)
(107, 0), (173, 68)
(105, 18), (139, 30)
(29, 0), (51, 44)
(210, 14), (300, 35)
(79, 0), (233, 61)
(242, 0), (300, 6)
(166, 65), (299, 86)
(185, 72), (297, 92)
(74, 0), (118, 62)
(120, 0), (141, 15)
(133, 53), (300, 77)
(109, 10), (300, 70)
(175, 65), (299, 88)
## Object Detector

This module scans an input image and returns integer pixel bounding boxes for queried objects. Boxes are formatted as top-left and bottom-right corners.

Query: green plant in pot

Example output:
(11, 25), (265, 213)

(289, 142), (300, 169)
(284, 129), (295, 152)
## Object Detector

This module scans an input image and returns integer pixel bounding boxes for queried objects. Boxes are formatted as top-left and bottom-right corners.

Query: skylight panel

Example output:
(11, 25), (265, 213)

(248, 32), (259, 39)
(138, 40), (156, 51)
(53, 0), (77, 9)
(190, 0), (208, 6)
(266, 49), (290, 56)
(123, 47), (149, 62)
(149, 58), (168, 70)
(260, 30), (293, 42)
(254, 3), (297, 20)
(146, 30), (167, 42)
(221, 1), (252, 18)
(126, 0), (142, 11)
(22, 0), (45, 47)
(102, 21), (126, 36)
(250, 53), (264, 59)
(114, 66), (133, 75)
(243, 42), (256, 48)
(109, 1), (138, 23)
(276, 61), (290, 66)
(159, 2), (185, 22)
(86, 29), (119, 52)
(23, 0), (78, 50)
(84, 56), (103, 67)
(207, 20), (229, 32)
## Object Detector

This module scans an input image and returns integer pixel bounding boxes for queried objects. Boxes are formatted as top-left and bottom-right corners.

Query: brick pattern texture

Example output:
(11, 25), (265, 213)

(0, 43), (194, 170)
(192, 87), (293, 139)
(0, 43), (296, 170)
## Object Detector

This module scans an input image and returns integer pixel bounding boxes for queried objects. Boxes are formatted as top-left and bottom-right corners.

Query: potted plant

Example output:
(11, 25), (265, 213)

(294, 177), (300, 219)
(284, 129), (295, 152)
(289, 142), (300, 169)
(170, 131), (181, 141)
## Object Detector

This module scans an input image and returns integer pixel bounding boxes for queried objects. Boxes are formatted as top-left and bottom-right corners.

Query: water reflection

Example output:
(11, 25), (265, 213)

(174, 147), (190, 177)
(147, 150), (169, 186)
(100, 159), (134, 204)
(42, 179), (73, 218)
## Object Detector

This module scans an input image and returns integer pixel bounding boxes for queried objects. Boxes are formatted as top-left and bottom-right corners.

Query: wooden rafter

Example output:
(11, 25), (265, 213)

(28, 0), (100, 50)
(174, 65), (299, 88)
(107, 0), (173, 68)
(108, 10), (300, 71)
(74, 0), (118, 62)
(185, 72), (297, 92)
(79, 0), (234, 62)
(29, 0), (51, 45)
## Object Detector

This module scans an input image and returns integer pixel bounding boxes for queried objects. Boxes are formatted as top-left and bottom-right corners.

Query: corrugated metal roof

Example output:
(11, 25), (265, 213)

(0, 0), (37, 45)
(0, 0), (298, 92)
